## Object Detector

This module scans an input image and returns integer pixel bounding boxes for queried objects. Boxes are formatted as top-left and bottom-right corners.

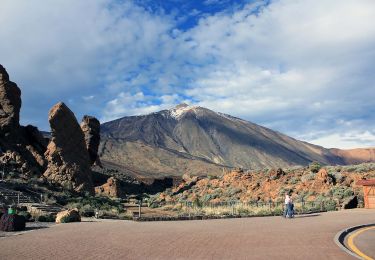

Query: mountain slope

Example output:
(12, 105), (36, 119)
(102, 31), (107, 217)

(99, 104), (374, 178)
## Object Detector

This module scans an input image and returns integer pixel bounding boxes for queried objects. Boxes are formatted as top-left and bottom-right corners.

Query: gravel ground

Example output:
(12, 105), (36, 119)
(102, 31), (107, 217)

(0, 209), (374, 260)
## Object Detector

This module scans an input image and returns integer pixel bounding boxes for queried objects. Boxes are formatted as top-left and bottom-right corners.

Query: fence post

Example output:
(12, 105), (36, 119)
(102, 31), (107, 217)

(17, 192), (20, 205)
(138, 199), (142, 218)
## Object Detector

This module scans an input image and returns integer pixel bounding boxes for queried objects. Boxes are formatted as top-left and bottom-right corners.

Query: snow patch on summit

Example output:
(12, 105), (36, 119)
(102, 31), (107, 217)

(169, 103), (198, 119)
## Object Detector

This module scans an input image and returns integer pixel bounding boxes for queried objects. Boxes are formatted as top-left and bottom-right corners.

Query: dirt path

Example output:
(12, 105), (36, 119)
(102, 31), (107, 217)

(1, 209), (374, 260)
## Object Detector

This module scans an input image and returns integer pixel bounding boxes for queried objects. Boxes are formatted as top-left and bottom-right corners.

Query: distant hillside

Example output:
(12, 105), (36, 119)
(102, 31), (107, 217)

(99, 104), (375, 178)
(330, 148), (375, 164)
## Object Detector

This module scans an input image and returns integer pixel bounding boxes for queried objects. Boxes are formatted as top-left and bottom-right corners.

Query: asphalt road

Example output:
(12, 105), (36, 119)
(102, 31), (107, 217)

(349, 226), (375, 259)
(1, 209), (374, 260)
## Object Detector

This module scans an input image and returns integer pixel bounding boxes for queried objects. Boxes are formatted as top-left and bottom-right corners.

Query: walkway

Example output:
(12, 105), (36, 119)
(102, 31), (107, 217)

(1, 209), (375, 259)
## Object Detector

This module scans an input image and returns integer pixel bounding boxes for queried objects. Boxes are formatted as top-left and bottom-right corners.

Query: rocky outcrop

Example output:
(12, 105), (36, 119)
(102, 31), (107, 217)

(80, 115), (101, 167)
(269, 168), (285, 180)
(0, 65), (46, 177)
(311, 169), (333, 192)
(95, 177), (120, 197)
(0, 65), (21, 137)
(55, 209), (81, 224)
(43, 102), (94, 194)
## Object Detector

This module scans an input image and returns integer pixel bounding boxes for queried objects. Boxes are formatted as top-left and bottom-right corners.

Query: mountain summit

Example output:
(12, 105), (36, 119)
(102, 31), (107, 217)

(99, 105), (375, 178)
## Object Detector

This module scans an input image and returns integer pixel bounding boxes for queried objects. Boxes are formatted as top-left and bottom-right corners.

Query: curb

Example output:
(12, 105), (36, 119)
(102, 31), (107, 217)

(334, 223), (375, 259)
(133, 211), (321, 222)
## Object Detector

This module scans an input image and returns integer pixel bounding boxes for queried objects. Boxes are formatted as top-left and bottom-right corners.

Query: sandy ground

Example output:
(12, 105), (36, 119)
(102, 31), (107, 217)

(0, 209), (374, 260)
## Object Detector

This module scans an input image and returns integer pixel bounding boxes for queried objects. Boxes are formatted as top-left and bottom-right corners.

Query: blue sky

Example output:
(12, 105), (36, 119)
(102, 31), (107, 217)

(1, 0), (375, 149)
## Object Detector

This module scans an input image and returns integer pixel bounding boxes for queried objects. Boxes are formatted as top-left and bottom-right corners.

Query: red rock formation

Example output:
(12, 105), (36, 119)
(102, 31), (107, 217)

(95, 177), (120, 197)
(43, 102), (94, 194)
(80, 115), (101, 167)
(310, 169), (333, 192)
(0, 64), (46, 176)
(0, 65), (21, 136)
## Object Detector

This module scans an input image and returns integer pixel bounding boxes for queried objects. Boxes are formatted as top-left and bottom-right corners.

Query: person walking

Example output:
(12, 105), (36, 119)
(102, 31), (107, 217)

(287, 194), (295, 218)
(283, 193), (290, 218)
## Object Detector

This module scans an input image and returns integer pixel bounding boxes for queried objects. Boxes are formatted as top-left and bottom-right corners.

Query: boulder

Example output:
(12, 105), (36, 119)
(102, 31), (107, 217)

(55, 209), (81, 224)
(80, 115), (101, 166)
(0, 65), (21, 136)
(270, 168), (285, 179)
(43, 102), (94, 194)
(311, 169), (333, 192)
(0, 213), (26, 232)
(341, 195), (358, 209)
(95, 177), (120, 197)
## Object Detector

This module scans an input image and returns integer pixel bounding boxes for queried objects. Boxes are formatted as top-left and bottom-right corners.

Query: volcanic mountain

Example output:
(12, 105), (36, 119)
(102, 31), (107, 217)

(99, 104), (375, 178)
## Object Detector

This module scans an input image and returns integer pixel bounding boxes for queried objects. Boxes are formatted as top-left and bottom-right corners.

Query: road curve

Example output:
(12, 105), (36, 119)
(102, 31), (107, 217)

(1, 209), (375, 260)
(347, 226), (375, 260)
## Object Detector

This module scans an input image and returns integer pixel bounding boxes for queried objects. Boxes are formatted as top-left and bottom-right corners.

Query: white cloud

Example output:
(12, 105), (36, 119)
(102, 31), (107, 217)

(0, 0), (175, 128)
(307, 131), (375, 149)
(176, 0), (375, 148)
(101, 92), (183, 122)
(1, 0), (375, 148)
(82, 95), (95, 101)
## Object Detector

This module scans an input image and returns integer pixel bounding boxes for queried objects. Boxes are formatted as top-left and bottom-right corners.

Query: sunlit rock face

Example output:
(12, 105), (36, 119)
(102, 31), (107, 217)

(44, 102), (94, 195)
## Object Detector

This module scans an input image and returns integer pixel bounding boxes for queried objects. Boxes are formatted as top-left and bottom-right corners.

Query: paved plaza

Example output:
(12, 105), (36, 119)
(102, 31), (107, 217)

(1, 209), (374, 259)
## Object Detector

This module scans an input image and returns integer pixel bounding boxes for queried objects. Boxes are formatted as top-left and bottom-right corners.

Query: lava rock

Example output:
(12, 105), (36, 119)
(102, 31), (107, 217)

(43, 102), (94, 195)
(80, 115), (101, 166)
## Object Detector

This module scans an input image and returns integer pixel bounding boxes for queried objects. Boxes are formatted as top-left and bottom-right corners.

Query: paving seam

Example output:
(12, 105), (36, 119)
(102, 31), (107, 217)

(334, 223), (375, 259)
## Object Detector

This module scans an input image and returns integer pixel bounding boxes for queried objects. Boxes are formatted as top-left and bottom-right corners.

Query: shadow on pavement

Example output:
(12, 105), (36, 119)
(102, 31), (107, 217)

(25, 226), (50, 231)
(295, 214), (320, 218)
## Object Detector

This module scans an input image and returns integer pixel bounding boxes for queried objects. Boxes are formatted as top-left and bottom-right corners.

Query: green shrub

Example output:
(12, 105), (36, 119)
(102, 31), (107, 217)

(237, 207), (253, 215)
(193, 197), (202, 207)
(301, 173), (315, 182)
(202, 193), (218, 203)
(278, 188), (286, 196)
(343, 163), (375, 173)
(227, 187), (242, 196)
(79, 204), (95, 217)
(272, 208), (284, 216)
(324, 200), (337, 211)
(18, 211), (32, 222)
(289, 177), (299, 184)
(331, 186), (353, 200)
(37, 214), (56, 222)
(315, 195), (325, 202)
(65, 196), (124, 213)
(330, 172), (344, 184)
(309, 162), (322, 173)
(148, 196), (160, 208)
(207, 174), (218, 180)
(256, 210), (272, 216)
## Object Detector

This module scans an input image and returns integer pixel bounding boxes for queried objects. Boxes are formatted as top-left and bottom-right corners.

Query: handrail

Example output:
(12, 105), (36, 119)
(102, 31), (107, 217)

(23, 188), (44, 203)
